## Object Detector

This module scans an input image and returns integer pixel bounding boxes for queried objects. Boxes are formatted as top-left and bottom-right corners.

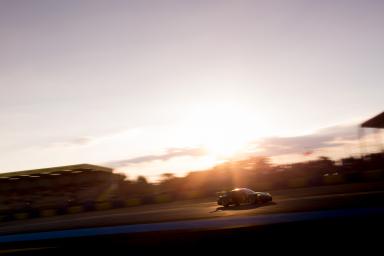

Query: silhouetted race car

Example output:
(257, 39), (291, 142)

(217, 188), (272, 207)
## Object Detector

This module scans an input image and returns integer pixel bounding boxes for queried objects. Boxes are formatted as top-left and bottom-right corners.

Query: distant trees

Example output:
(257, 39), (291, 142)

(117, 152), (384, 202)
(161, 173), (175, 181)
(135, 175), (147, 184)
(118, 175), (153, 200)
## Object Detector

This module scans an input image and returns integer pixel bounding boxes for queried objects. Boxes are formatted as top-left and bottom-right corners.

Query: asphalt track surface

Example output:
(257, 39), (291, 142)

(1, 181), (383, 235)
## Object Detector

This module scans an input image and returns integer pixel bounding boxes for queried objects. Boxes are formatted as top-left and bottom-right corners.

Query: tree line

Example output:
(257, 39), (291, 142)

(115, 152), (384, 202)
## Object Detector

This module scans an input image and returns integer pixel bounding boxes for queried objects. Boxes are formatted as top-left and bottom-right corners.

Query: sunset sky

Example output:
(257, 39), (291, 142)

(1, 0), (383, 180)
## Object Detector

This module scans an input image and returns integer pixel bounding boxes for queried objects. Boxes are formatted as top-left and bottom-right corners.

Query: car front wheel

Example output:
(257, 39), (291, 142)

(221, 199), (230, 207)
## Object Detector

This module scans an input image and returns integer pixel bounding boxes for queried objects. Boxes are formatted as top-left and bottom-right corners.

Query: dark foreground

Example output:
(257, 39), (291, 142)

(0, 182), (383, 255)
(1, 210), (383, 255)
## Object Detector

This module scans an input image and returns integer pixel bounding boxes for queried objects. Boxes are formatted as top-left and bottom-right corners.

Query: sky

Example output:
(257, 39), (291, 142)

(1, 0), (383, 181)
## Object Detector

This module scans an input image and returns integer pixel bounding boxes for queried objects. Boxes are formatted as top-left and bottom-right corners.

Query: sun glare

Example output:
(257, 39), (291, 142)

(181, 104), (263, 158)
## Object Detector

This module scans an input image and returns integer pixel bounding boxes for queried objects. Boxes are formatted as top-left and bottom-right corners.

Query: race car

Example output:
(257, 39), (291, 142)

(217, 188), (272, 207)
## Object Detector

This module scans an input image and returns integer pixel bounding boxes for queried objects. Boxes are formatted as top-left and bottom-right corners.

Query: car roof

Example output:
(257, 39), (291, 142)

(231, 188), (256, 193)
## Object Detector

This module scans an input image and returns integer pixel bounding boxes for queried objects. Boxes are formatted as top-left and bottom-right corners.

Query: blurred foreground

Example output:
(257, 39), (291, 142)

(0, 152), (383, 222)
(0, 181), (383, 254)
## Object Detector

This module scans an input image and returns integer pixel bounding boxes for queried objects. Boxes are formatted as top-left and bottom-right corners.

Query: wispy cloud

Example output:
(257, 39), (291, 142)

(47, 136), (95, 148)
(67, 137), (94, 146)
(45, 127), (140, 148)
(105, 147), (207, 167)
(257, 124), (359, 156)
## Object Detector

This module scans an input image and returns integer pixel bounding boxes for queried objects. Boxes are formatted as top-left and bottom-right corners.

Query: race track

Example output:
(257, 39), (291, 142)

(1, 182), (383, 235)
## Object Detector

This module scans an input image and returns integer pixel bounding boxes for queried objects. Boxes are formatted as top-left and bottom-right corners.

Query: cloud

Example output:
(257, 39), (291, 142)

(47, 136), (95, 148)
(67, 137), (94, 146)
(46, 127), (143, 149)
(105, 147), (207, 167)
(257, 124), (359, 156)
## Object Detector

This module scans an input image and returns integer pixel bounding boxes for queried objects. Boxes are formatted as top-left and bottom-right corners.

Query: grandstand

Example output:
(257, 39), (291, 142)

(360, 111), (384, 154)
(0, 164), (125, 219)
(361, 111), (384, 128)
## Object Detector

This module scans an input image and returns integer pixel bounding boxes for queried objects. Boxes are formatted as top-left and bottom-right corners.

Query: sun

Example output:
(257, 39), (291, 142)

(202, 131), (249, 157)
(180, 103), (262, 158)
